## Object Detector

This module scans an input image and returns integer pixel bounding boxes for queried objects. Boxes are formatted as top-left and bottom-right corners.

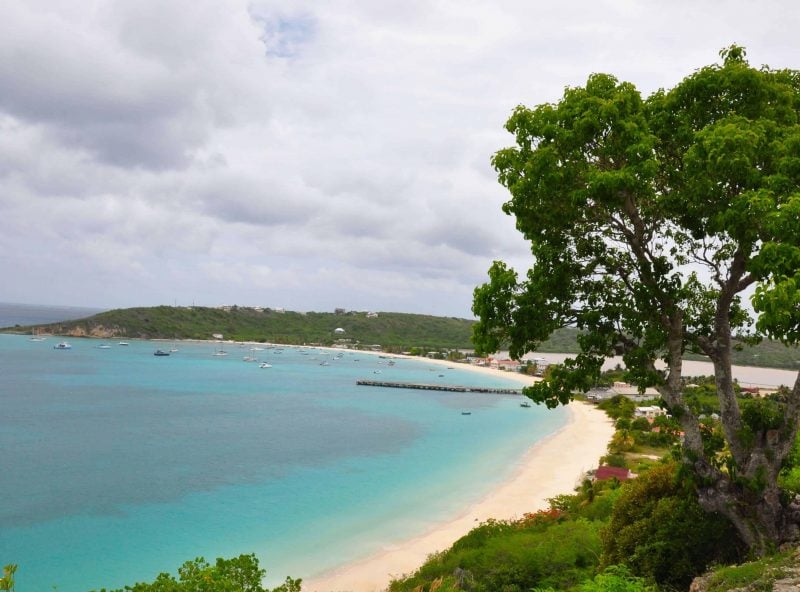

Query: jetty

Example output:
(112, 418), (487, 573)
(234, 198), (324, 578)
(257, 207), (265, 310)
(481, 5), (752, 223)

(356, 379), (523, 395)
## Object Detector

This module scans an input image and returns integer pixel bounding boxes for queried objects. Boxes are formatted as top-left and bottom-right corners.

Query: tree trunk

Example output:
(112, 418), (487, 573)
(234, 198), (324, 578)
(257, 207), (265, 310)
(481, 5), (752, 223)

(696, 470), (799, 555)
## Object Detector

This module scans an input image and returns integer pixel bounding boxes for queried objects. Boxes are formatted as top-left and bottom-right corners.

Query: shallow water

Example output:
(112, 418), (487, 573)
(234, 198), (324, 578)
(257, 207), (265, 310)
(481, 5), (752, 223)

(0, 335), (564, 590)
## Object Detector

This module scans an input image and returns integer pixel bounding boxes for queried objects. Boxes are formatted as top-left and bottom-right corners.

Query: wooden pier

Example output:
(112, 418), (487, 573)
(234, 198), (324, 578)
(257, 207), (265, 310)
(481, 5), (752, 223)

(356, 379), (522, 395)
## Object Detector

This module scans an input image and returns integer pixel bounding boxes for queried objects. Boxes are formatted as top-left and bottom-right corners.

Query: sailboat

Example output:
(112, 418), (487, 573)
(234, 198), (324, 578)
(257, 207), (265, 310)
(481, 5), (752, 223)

(29, 328), (46, 342)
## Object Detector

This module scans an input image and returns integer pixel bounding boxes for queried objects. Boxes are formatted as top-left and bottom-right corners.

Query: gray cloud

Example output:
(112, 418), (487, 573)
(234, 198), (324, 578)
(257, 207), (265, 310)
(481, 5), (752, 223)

(1, 0), (798, 316)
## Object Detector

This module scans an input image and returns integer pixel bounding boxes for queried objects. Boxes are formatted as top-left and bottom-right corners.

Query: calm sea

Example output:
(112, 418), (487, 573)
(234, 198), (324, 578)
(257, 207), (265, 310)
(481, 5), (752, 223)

(0, 302), (106, 329)
(0, 323), (564, 591)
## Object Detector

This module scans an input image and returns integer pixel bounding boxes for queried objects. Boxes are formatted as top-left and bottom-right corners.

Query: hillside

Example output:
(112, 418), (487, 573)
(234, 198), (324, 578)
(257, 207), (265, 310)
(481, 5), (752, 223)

(3, 306), (798, 368)
(5, 306), (477, 350)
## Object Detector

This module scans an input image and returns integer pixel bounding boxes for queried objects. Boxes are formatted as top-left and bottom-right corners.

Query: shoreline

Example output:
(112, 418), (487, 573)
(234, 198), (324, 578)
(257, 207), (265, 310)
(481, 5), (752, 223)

(303, 364), (615, 592)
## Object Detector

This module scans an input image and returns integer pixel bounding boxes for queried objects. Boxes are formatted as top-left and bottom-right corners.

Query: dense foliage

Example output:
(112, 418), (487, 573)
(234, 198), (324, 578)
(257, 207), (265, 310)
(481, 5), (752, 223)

(602, 463), (744, 589)
(388, 509), (608, 592)
(91, 554), (299, 592)
(472, 46), (800, 551)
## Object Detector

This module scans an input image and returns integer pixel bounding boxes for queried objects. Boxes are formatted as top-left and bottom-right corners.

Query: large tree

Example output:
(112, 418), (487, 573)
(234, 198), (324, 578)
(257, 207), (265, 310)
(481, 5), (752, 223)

(472, 46), (800, 553)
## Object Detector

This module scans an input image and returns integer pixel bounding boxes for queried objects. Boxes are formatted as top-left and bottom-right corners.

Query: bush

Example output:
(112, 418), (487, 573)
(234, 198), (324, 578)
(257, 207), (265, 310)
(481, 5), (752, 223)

(601, 463), (744, 589)
(390, 519), (603, 592)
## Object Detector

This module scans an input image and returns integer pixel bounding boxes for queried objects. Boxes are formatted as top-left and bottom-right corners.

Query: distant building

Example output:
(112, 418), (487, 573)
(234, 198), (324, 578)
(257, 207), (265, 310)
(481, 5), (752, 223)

(594, 466), (635, 482)
(212, 333), (224, 340)
(366, 311), (378, 318)
(490, 358), (524, 372)
(586, 381), (660, 402)
(335, 308), (347, 315)
(634, 406), (667, 419)
(468, 357), (490, 366)
(334, 327), (346, 334)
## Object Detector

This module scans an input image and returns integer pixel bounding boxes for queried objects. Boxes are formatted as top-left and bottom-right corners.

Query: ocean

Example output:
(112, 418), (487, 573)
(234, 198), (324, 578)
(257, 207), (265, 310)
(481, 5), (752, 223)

(0, 302), (106, 329)
(0, 306), (565, 591)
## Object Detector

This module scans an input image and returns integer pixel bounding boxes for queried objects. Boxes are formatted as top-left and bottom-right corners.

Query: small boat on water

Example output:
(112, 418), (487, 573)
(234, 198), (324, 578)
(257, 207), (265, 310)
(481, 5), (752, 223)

(520, 401), (532, 408)
(53, 342), (72, 350)
(259, 362), (272, 368)
(154, 349), (170, 356)
(461, 411), (472, 416)
(97, 344), (111, 349)
(118, 341), (129, 346)
(29, 330), (46, 342)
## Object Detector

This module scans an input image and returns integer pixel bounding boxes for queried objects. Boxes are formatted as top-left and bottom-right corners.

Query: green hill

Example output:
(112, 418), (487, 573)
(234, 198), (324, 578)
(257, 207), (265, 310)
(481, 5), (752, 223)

(3, 306), (797, 368)
(5, 306), (477, 351)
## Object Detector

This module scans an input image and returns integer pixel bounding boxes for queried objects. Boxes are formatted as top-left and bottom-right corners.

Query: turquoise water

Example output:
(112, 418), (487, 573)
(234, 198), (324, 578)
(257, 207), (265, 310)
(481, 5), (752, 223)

(0, 334), (565, 591)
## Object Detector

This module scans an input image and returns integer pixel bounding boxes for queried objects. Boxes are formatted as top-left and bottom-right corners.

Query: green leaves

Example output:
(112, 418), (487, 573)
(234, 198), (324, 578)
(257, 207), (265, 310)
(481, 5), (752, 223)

(92, 554), (298, 592)
(476, 46), (800, 392)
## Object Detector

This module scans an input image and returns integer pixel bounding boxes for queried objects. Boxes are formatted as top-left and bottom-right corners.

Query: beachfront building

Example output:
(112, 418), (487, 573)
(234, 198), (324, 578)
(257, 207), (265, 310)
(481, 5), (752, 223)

(467, 357), (490, 366)
(489, 358), (524, 372)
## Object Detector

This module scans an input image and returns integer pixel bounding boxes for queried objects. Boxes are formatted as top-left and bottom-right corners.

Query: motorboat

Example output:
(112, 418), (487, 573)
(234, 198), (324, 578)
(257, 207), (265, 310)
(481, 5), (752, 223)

(259, 362), (272, 368)
(154, 349), (170, 356)
(53, 342), (72, 350)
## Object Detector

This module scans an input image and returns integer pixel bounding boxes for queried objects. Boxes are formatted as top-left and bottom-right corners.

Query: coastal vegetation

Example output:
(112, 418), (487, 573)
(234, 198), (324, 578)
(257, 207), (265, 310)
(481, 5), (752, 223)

(2, 306), (799, 369)
(473, 46), (800, 552)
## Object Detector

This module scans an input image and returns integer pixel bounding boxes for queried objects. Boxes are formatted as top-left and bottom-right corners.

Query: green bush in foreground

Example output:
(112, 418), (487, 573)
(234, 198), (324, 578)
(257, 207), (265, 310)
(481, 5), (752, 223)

(535, 565), (657, 592)
(602, 463), (744, 589)
(389, 516), (603, 592)
(92, 554), (300, 592)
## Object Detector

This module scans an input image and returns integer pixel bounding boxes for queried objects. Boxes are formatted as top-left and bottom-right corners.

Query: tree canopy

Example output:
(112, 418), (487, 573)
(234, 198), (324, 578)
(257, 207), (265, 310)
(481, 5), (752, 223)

(473, 46), (800, 552)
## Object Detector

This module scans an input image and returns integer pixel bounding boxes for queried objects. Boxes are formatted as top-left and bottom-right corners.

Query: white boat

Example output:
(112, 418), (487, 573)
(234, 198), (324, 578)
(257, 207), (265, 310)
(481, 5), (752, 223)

(213, 350), (228, 356)
(29, 329), (46, 342)
(53, 342), (72, 350)
(97, 344), (111, 349)
(243, 355), (258, 362)
(259, 362), (272, 368)
(118, 341), (129, 346)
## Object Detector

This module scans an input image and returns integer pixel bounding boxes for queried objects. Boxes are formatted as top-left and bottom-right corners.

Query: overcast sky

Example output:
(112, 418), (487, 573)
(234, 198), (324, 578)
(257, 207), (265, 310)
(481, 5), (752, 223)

(1, 1), (797, 317)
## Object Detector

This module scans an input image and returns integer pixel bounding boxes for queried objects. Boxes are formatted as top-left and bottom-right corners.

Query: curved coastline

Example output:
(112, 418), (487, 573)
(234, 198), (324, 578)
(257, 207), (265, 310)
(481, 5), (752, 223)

(303, 361), (615, 592)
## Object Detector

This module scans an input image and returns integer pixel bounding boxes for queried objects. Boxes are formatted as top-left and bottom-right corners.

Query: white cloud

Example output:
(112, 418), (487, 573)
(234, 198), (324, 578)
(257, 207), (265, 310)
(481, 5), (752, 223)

(0, 0), (798, 315)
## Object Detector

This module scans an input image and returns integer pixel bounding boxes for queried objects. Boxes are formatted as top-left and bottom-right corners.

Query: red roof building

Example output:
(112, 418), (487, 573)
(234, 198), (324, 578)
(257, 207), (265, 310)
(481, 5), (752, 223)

(594, 465), (634, 482)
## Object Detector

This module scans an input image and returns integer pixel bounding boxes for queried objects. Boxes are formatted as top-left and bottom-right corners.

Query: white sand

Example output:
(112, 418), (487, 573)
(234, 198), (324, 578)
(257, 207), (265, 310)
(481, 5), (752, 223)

(303, 360), (615, 592)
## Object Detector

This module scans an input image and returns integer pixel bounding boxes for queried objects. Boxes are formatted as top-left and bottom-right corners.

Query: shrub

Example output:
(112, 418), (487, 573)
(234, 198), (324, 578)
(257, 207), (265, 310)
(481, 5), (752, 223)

(601, 463), (744, 589)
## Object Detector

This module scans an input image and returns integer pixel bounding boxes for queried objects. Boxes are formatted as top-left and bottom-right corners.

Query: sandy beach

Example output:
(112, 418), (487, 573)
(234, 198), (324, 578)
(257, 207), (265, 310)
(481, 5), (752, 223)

(304, 360), (615, 592)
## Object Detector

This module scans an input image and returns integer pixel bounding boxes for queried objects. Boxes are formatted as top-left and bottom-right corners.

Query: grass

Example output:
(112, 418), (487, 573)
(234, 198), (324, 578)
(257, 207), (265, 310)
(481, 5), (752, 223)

(703, 548), (797, 592)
